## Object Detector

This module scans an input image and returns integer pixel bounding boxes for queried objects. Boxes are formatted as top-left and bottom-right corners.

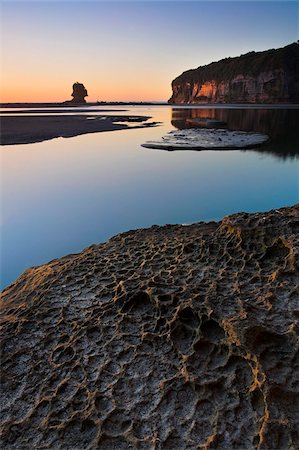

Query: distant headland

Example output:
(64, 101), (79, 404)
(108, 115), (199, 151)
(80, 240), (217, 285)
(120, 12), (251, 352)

(169, 42), (299, 104)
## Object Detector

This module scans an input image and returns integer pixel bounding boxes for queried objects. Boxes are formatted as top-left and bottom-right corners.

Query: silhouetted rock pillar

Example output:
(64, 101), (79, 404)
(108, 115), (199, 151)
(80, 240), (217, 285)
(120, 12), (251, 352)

(71, 82), (88, 103)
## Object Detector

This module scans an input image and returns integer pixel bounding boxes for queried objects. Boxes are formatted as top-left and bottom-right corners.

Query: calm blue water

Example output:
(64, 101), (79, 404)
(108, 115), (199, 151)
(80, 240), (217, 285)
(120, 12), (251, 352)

(1, 106), (298, 289)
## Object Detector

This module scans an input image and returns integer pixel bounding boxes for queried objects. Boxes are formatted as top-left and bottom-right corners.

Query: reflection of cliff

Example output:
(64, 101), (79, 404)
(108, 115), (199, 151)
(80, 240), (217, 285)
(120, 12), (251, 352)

(169, 43), (299, 104)
(171, 108), (299, 158)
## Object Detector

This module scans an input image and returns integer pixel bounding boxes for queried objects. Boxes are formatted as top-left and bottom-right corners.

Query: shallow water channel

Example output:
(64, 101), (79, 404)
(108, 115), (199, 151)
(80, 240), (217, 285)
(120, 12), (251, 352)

(1, 105), (298, 288)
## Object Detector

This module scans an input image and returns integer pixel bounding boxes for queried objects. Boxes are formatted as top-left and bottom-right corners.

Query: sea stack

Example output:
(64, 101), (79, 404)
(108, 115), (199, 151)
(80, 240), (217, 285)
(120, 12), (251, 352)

(70, 82), (88, 103)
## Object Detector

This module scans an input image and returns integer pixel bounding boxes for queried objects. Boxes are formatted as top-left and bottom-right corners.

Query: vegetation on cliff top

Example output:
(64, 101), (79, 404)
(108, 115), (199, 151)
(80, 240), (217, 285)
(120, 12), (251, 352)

(172, 42), (299, 86)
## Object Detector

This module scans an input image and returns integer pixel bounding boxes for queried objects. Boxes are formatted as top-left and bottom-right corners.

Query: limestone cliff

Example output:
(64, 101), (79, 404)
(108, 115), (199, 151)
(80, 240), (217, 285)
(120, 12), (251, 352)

(1, 205), (298, 449)
(169, 43), (299, 104)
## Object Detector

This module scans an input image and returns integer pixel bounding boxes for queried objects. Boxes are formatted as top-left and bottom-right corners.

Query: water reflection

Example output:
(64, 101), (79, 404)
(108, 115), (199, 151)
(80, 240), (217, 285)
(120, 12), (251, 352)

(171, 108), (299, 159)
(1, 106), (298, 289)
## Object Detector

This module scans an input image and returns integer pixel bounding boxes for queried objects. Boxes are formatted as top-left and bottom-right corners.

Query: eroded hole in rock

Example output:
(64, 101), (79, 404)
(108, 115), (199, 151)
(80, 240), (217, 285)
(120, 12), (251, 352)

(102, 409), (131, 436)
(193, 340), (214, 358)
(118, 291), (152, 315)
(86, 326), (102, 340)
(133, 421), (152, 439)
(200, 319), (225, 343)
(171, 322), (196, 354)
(183, 242), (196, 254)
(81, 419), (96, 433)
(179, 307), (199, 328)
(157, 293), (172, 304)
(260, 239), (290, 271)
(71, 364), (85, 383)
(154, 317), (167, 332)
(95, 395), (113, 415)
(52, 345), (75, 365)
(72, 387), (88, 411)
(55, 408), (71, 422)
(63, 418), (96, 448)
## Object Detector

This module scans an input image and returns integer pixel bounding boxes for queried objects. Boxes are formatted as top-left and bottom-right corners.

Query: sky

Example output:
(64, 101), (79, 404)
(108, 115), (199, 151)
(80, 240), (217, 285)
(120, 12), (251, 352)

(1, 1), (298, 102)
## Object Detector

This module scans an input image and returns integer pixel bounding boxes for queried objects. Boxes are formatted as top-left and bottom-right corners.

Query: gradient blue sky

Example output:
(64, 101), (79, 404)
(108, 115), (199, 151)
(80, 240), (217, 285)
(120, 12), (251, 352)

(1, 1), (298, 101)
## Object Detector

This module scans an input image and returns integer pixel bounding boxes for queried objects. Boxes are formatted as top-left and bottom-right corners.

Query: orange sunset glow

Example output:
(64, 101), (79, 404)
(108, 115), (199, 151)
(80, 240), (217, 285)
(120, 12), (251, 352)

(2, 2), (296, 103)
(1, 75), (170, 103)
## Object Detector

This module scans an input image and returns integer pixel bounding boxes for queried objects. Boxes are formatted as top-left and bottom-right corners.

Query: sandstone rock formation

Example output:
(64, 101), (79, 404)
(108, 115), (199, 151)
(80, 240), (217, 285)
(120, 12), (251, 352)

(142, 128), (269, 150)
(169, 43), (299, 104)
(1, 205), (298, 449)
(70, 82), (88, 103)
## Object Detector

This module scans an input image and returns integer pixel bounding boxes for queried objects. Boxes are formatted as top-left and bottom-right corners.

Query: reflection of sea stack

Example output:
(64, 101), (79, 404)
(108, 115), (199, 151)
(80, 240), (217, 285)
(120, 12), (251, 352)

(70, 82), (88, 103)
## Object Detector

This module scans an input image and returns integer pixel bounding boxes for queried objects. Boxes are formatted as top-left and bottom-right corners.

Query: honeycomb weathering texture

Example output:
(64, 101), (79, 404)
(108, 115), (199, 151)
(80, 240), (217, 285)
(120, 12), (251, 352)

(1, 205), (299, 449)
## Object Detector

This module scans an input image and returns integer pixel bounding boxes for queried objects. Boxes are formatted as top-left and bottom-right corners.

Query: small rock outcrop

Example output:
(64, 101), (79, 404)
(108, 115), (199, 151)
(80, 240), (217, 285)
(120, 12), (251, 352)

(169, 42), (299, 104)
(142, 128), (269, 150)
(70, 82), (88, 103)
(0, 205), (298, 449)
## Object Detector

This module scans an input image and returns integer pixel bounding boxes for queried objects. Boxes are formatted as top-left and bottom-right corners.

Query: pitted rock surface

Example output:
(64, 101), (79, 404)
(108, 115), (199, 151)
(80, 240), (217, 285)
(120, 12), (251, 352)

(1, 205), (298, 449)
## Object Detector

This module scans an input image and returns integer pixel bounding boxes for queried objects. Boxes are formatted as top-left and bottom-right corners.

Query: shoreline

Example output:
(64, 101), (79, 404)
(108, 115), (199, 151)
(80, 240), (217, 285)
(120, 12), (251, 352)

(1, 204), (298, 448)
(0, 102), (168, 108)
(0, 114), (155, 145)
(2, 203), (298, 294)
(1, 102), (299, 109)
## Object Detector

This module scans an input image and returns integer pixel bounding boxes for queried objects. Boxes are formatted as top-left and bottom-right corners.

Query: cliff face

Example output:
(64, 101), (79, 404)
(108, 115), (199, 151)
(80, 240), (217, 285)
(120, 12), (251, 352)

(169, 43), (299, 104)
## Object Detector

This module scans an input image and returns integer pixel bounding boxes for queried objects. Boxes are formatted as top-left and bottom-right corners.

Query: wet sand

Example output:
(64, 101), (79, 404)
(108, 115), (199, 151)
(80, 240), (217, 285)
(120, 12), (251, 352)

(1, 204), (298, 449)
(0, 114), (154, 145)
(1, 109), (127, 114)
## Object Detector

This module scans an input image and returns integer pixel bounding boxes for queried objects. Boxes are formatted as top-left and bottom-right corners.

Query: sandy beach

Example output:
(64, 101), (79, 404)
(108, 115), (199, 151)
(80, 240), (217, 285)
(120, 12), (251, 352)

(1, 204), (298, 449)
(0, 114), (154, 145)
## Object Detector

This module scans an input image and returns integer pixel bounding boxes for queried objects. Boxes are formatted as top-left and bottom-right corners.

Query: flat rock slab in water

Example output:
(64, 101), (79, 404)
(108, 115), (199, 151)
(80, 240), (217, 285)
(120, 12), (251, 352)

(142, 128), (269, 150)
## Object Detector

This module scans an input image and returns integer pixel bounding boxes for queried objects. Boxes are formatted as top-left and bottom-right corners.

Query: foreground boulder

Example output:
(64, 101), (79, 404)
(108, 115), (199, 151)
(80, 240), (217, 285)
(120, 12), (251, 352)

(1, 205), (298, 449)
